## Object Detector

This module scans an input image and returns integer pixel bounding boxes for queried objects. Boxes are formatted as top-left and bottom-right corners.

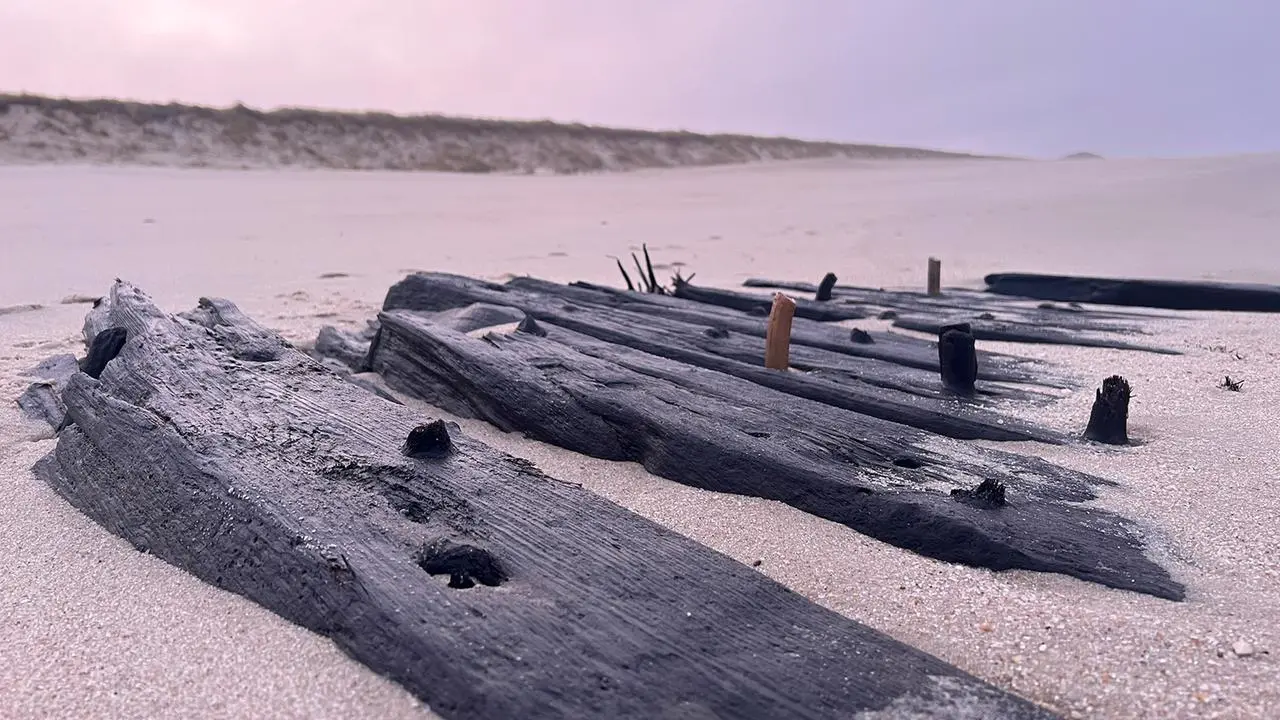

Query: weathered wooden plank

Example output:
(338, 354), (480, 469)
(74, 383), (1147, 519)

(537, 279), (1065, 386)
(889, 315), (1181, 355)
(743, 278), (1176, 332)
(672, 281), (872, 322)
(375, 274), (1063, 441)
(35, 281), (1060, 719)
(369, 308), (1184, 601)
(985, 272), (1280, 312)
(384, 273), (1062, 390)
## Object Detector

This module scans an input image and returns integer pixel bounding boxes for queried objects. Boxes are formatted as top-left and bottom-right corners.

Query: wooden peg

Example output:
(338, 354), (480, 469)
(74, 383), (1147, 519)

(927, 258), (942, 296)
(765, 293), (797, 370)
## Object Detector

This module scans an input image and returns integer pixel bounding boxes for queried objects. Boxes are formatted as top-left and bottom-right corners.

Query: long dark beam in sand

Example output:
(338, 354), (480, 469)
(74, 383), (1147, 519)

(555, 280), (1065, 386)
(744, 277), (1178, 323)
(985, 272), (1280, 312)
(889, 316), (1180, 355)
(734, 278), (1181, 354)
(32, 282), (1060, 720)
(376, 274), (1058, 442)
(369, 307), (1184, 601)
(384, 272), (1057, 388)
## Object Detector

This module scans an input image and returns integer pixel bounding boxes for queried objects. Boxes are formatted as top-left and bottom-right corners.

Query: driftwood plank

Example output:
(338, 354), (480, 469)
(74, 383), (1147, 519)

(375, 274), (1062, 441)
(985, 272), (1280, 312)
(369, 308), (1184, 601)
(526, 279), (1063, 387)
(889, 315), (1181, 355)
(35, 282), (1061, 719)
(743, 277), (1180, 324)
(382, 272), (1063, 395)
(671, 281), (872, 322)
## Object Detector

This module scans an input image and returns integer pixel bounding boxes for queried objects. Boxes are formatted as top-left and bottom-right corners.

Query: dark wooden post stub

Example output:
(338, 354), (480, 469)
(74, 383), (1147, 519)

(1084, 375), (1132, 444)
(927, 258), (942, 296)
(815, 273), (838, 302)
(403, 419), (454, 458)
(938, 322), (977, 395)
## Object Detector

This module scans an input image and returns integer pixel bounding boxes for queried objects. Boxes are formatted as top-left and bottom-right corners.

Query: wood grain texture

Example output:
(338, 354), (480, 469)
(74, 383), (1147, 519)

(377, 273), (1064, 441)
(369, 306), (1184, 601)
(34, 281), (1061, 719)
(764, 293), (797, 370)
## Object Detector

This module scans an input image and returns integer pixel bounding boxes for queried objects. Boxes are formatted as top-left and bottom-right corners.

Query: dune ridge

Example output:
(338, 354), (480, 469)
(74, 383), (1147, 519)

(0, 93), (990, 174)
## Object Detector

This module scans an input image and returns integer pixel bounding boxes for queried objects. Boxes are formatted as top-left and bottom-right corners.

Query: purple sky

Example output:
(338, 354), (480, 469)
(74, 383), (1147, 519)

(3, 0), (1277, 157)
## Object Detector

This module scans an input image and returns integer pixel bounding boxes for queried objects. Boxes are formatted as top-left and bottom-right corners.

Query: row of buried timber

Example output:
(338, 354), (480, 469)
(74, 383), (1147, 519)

(19, 267), (1229, 719)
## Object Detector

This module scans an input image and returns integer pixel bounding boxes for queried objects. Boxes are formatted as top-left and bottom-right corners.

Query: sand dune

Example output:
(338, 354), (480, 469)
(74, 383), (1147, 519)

(2, 155), (1279, 718)
(0, 94), (984, 174)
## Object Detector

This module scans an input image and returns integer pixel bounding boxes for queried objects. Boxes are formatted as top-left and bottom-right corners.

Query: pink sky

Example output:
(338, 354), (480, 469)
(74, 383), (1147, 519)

(3, 1), (1278, 156)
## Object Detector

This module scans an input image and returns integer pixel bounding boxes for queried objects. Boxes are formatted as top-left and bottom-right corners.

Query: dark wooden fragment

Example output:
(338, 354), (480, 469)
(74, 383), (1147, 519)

(673, 281), (871, 321)
(742, 277), (1184, 355)
(35, 282), (1059, 719)
(80, 326), (128, 378)
(546, 280), (1058, 386)
(375, 275), (1061, 439)
(938, 323), (979, 396)
(891, 315), (1180, 355)
(1084, 375), (1132, 445)
(383, 273), (1060, 391)
(815, 272), (838, 302)
(745, 277), (1179, 324)
(951, 479), (1008, 509)
(369, 309), (1184, 601)
(313, 325), (372, 373)
(15, 353), (80, 429)
(986, 272), (1280, 312)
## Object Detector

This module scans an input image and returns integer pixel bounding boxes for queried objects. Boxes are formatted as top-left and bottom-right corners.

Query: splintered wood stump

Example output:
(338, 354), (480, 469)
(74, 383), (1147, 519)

(765, 293), (797, 370)
(927, 258), (942, 296)
(815, 272), (838, 302)
(1084, 375), (1132, 444)
(938, 322), (979, 395)
(34, 281), (1061, 719)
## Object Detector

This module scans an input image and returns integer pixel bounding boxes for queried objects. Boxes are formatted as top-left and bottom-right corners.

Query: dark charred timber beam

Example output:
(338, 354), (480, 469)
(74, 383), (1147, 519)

(374, 276), (1063, 439)
(1084, 375), (1133, 445)
(319, 299), (1055, 436)
(815, 272), (838, 302)
(890, 316), (1181, 355)
(743, 278), (1178, 332)
(369, 309), (1184, 602)
(672, 281), (871, 322)
(938, 323), (978, 396)
(382, 273), (1060, 389)
(985, 272), (1280, 313)
(514, 307), (1057, 442)
(32, 281), (1061, 720)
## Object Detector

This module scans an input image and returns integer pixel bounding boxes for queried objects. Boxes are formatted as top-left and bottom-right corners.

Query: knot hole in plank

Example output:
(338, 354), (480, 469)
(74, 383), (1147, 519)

(416, 540), (506, 589)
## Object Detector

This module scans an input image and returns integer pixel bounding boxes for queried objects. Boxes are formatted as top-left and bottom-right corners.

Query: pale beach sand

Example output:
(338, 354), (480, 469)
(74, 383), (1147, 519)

(2, 156), (1279, 718)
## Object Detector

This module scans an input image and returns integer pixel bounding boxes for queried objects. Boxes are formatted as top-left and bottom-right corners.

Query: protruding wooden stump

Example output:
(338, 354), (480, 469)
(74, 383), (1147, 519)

(927, 258), (942, 296)
(765, 293), (797, 370)
(815, 273), (838, 302)
(1084, 375), (1132, 444)
(938, 322), (978, 395)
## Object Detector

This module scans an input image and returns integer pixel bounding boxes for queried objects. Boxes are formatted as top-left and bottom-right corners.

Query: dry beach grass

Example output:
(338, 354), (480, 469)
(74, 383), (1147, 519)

(2, 144), (1279, 718)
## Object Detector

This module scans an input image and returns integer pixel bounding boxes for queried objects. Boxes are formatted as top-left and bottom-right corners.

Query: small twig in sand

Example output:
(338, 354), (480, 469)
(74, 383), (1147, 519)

(1219, 376), (1245, 392)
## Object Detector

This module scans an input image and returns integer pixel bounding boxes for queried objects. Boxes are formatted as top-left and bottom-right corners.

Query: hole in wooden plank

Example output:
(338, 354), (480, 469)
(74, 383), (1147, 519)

(416, 541), (506, 589)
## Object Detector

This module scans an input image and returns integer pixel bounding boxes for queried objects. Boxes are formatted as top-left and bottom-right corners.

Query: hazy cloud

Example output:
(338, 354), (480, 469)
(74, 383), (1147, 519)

(2, 0), (1277, 157)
